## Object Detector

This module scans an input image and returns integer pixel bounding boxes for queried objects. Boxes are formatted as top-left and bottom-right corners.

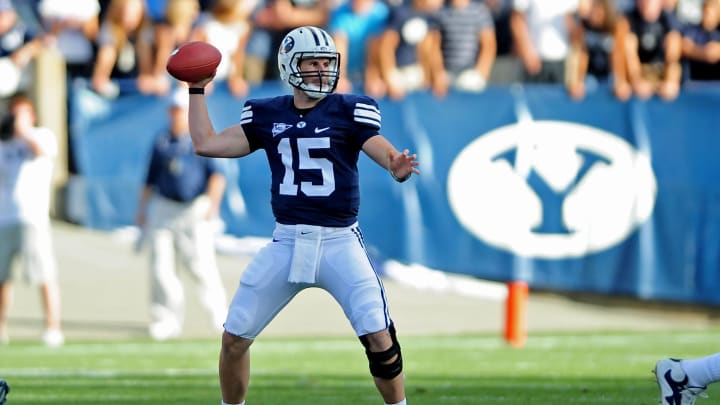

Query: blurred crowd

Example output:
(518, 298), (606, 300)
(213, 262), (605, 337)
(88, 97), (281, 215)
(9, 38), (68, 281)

(0, 0), (718, 103)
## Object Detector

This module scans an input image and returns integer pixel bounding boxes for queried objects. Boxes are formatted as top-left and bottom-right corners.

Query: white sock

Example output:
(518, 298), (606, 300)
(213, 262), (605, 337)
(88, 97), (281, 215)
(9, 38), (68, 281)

(221, 401), (245, 405)
(386, 400), (406, 405)
(681, 353), (720, 387)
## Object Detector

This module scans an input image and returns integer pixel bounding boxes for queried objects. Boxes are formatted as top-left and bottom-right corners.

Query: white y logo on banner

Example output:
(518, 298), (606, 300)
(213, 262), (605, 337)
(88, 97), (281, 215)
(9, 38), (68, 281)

(447, 121), (657, 259)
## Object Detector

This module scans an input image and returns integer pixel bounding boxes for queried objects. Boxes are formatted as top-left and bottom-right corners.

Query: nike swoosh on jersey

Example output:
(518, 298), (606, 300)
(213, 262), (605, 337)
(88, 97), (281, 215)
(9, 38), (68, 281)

(314, 127), (330, 133)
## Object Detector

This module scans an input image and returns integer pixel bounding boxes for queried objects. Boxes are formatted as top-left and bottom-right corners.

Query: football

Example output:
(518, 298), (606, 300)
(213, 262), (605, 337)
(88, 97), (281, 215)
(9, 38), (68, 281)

(166, 41), (221, 83)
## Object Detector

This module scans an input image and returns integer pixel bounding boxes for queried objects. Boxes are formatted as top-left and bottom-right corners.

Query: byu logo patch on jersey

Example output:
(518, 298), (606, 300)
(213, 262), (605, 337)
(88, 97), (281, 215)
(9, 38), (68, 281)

(272, 123), (293, 137)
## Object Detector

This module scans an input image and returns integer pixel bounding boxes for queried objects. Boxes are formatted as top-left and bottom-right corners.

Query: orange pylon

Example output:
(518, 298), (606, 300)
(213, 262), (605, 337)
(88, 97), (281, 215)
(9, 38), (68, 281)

(504, 281), (528, 348)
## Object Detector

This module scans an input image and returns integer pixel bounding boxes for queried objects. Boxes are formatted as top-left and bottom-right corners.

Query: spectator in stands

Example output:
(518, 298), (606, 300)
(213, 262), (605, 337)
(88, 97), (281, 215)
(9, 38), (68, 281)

(91, 0), (158, 98)
(135, 89), (228, 341)
(37, 0), (101, 80)
(0, 0), (46, 98)
(615, 0), (683, 100)
(485, 0), (520, 84)
(242, 1), (271, 83)
(680, 0), (720, 81)
(510, 0), (578, 84)
(0, 94), (64, 347)
(151, 0), (201, 96)
(146, 0), (169, 21)
(377, 0), (443, 100)
(193, 0), (253, 97)
(251, 0), (332, 81)
(328, 0), (390, 96)
(432, 0), (496, 96)
(666, 0), (703, 29)
(566, 0), (632, 100)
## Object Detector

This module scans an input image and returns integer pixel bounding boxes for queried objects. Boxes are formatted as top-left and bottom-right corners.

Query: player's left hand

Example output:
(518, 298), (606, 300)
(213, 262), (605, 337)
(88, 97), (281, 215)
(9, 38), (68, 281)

(389, 149), (420, 180)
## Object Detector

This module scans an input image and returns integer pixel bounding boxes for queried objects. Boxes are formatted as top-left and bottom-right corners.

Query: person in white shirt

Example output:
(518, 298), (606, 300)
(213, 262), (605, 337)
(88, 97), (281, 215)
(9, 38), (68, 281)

(0, 94), (64, 347)
(37, 0), (101, 79)
(510, 0), (578, 83)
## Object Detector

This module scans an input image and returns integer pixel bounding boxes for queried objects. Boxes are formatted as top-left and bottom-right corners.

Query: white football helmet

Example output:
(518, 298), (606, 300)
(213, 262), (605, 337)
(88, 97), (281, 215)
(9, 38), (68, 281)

(278, 26), (340, 99)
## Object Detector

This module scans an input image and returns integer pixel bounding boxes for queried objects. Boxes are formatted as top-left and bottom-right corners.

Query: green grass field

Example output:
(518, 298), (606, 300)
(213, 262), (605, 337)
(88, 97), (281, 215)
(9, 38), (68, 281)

(1, 329), (717, 404)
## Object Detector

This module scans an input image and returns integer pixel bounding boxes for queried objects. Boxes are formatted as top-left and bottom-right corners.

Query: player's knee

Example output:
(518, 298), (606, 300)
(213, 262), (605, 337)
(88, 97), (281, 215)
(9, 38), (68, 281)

(359, 324), (403, 380)
(221, 331), (252, 358)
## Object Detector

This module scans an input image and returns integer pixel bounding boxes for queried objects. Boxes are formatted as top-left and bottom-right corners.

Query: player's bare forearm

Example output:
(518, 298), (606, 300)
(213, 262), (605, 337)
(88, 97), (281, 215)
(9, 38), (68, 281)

(187, 87), (251, 158)
(477, 29), (496, 80)
(188, 92), (217, 154)
(362, 135), (420, 182)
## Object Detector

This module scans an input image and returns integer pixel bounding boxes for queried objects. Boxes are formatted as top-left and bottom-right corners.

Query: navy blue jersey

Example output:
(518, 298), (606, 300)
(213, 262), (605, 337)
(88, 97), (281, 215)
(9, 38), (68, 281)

(683, 25), (720, 81)
(583, 24), (613, 79)
(0, 18), (36, 58)
(627, 8), (679, 64)
(240, 93), (381, 227)
(387, 4), (440, 68)
(146, 131), (224, 202)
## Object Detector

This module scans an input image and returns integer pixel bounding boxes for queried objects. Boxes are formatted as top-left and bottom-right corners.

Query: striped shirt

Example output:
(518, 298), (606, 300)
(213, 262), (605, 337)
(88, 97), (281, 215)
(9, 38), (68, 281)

(437, 2), (494, 73)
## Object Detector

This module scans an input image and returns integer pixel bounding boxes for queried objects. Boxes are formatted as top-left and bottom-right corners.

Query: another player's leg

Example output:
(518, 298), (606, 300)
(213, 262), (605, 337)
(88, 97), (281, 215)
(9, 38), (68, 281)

(360, 325), (406, 405)
(219, 331), (252, 404)
(654, 358), (709, 404)
(679, 353), (720, 389)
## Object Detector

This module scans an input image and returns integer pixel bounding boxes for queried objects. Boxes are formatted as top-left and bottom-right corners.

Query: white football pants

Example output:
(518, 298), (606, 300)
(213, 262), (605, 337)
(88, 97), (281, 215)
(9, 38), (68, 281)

(224, 222), (392, 339)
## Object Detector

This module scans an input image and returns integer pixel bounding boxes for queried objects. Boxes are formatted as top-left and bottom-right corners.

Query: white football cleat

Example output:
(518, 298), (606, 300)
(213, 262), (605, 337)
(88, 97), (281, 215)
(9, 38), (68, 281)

(654, 358), (708, 405)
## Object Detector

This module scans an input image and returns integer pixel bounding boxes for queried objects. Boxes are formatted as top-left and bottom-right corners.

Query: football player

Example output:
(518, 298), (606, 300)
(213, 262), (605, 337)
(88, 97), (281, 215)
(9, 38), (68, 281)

(185, 26), (419, 405)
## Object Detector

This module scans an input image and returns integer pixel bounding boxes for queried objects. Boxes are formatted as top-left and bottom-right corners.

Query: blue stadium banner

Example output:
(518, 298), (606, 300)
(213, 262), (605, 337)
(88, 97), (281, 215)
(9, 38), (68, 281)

(70, 82), (720, 305)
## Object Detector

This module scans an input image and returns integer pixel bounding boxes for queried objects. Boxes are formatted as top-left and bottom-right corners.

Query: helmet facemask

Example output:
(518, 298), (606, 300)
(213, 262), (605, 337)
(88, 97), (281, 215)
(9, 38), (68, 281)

(287, 52), (340, 99)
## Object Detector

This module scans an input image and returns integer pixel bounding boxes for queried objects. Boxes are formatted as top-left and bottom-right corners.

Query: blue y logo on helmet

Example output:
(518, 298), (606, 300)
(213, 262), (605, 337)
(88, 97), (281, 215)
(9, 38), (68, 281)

(281, 36), (295, 54)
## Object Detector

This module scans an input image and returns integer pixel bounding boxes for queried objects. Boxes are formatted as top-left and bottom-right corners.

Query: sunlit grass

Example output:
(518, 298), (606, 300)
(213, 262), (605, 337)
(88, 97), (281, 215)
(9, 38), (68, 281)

(1, 330), (717, 404)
